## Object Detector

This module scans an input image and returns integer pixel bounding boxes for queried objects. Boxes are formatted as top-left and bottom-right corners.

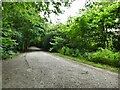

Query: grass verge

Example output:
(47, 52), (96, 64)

(52, 53), (119, 73)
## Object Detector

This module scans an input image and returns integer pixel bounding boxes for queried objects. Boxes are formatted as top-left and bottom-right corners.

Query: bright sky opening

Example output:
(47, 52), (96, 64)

(50, 0), (86, 24)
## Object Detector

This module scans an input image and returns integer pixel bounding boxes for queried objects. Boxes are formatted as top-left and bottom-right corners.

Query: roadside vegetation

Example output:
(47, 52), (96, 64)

(52, 53), (119, 72)
(2, 1), (120, 70)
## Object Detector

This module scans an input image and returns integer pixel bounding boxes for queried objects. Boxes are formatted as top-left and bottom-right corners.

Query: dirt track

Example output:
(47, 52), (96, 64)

(2, 47), (118, 88)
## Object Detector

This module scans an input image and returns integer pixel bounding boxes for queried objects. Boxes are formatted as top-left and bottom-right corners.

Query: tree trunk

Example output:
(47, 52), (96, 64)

(22, 41), (29, 52)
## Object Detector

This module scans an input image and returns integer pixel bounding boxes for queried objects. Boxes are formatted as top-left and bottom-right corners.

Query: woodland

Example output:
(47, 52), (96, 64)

(1, 1), (120, 68)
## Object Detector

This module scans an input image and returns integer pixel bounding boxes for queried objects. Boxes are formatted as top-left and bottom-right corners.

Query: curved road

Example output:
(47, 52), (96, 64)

(2, 47), (119, 88)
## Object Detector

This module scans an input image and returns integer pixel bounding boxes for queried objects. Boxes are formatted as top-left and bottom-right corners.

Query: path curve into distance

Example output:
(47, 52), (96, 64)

(2, 47), (118, 88)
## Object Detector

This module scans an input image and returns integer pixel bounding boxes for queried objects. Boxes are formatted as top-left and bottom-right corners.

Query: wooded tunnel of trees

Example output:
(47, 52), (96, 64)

(1, 1), (120, 67)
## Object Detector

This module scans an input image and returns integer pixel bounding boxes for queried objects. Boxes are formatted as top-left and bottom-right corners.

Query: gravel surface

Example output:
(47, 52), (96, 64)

(2, 47), (118, 88)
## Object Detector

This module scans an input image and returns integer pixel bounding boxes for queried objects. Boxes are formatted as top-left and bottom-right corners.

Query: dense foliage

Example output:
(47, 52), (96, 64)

(2, 1), (71, 59)
(43, 2), (120, 67)
(2, 1), (120, 67)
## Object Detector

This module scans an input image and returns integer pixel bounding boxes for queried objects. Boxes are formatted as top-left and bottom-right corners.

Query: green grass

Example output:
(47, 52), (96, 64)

(52, 53), (119, 73)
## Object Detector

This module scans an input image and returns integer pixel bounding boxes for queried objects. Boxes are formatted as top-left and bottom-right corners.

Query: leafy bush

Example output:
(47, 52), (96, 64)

(84, 48), (120, 67)
(59, 46), (83, 58)
(58, 46), (66, 54)
(2, 37), (18, 59)
(49, 36), (65, 52)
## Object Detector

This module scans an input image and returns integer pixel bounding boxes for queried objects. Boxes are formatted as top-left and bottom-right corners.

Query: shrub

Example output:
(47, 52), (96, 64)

(59, 46), (82, 57)
(49, 36), (65, 52)
(74, 49), (80, 57)
(84, 48), (120, 67)
(2, 37), (18, 59)
(64, 47), (70, 55)
(59, 46), (66, 55)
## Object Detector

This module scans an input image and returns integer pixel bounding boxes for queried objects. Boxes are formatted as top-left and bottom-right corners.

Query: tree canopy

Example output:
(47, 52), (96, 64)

(1, 1), (120, 67)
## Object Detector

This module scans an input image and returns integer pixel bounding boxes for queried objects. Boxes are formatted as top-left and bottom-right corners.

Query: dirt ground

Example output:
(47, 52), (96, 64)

(2, 47), (119, 88)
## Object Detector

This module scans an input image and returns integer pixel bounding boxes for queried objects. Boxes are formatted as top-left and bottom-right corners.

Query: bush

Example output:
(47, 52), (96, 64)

(59, 46), (82, 57)
(84, 48), (120, 67)
(50, 36), (65, 52)
(2, 37), (18, 59)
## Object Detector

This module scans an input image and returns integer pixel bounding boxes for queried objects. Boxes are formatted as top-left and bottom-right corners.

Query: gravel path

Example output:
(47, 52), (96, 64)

(2, 48), (119, 88)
